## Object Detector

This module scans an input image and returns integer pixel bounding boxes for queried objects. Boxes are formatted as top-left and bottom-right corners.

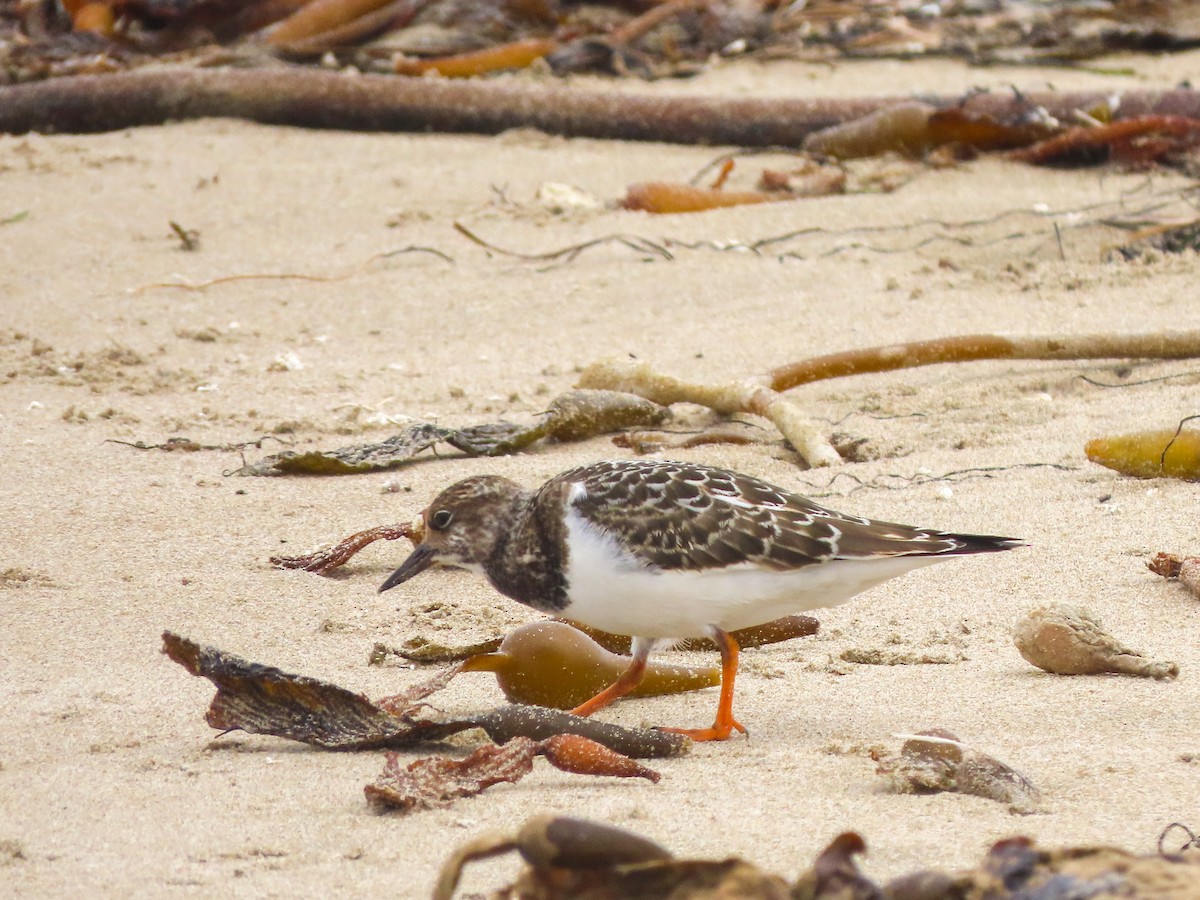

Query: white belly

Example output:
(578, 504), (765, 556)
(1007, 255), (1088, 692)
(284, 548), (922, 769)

(561, 509), (942, 639)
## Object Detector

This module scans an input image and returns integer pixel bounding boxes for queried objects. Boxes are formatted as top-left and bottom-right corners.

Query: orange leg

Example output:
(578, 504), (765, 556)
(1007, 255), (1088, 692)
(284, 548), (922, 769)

(662, 628), (747, 742)
(570, 638), (651, 717)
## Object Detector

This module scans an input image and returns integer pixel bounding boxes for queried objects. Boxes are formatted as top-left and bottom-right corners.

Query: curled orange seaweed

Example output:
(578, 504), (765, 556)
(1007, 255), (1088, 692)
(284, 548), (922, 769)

(620, 182), (781, 214)
(265, 0), (415, 48)
(394, 38), (558, 77)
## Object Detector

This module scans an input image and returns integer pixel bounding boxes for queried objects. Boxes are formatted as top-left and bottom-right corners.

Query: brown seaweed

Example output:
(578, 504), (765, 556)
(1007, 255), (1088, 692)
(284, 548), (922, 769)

(271, 523), (413, 574)
(162, 631), (690, 758)
(239, 390), (667, 476)
(1012, 603), (1179, 679)
(365, 734), (659, 813)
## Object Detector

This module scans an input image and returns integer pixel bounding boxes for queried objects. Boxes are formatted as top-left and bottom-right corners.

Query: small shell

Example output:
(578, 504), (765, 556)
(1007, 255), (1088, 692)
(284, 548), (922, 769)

(877, 729), (1039, 813)
(1013, 603), (1178, 679)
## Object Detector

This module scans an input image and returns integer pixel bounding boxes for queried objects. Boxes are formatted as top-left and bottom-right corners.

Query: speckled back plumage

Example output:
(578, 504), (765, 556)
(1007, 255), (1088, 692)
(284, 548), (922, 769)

(535, 460), (1017, 572)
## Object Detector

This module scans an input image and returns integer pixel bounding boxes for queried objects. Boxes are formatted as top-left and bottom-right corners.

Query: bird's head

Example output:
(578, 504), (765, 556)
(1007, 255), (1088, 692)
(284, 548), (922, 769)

(378, 475), (524, 593)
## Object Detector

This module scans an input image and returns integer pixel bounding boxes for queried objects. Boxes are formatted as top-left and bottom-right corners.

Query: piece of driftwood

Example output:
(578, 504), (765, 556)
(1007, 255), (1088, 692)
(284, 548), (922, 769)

(3, 70), (1200, 138)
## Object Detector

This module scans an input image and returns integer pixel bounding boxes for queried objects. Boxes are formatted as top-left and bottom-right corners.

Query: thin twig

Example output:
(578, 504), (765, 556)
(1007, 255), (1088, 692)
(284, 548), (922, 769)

(132, 245), (453, 293)
(453, 222), (673, 263)
(1079, 370), (1200, 388)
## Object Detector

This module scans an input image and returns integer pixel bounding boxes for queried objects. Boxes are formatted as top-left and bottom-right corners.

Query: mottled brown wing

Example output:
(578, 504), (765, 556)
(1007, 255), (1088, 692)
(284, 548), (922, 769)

(542, 460), (1020, 572)
(542, 460), (842, 572)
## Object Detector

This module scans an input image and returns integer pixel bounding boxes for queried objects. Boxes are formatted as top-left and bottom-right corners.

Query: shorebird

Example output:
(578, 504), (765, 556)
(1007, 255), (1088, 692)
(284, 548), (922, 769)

(379, 460), (1020, 741)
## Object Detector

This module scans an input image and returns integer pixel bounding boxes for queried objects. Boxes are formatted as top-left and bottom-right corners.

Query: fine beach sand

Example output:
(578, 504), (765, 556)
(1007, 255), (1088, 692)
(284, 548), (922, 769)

(3, 50), (1200, 897)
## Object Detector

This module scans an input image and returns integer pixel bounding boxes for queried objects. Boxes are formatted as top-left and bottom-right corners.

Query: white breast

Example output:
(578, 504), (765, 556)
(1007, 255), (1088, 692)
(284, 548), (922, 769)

(561, 507), (941, 639)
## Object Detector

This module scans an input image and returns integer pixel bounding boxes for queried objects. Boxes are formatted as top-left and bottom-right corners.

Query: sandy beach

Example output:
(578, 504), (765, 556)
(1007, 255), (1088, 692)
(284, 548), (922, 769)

(2, 49), (1199, 897)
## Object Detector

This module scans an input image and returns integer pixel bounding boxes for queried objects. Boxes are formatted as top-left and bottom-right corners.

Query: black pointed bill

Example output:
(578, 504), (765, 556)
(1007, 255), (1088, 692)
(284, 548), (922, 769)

(379, 544), (438, 593)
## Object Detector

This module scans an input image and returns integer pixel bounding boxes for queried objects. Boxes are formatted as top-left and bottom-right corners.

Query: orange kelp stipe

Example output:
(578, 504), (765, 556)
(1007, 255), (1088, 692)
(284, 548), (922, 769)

(265, 0), (399, 47)
(394, 38), (557, 77)
(620, 182), (781, 214)
(460, 621), (719, 709)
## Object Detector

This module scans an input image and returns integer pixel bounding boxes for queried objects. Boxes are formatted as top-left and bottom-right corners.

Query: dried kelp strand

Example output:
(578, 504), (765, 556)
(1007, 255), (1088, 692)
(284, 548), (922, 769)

(365, 739), (539, 812)
(364, 736), (659, 813)
(238, 423), (452, 475)
(1013, 603), (1179, 679)
(271, 523), (413, 574)
(460, 621), (718, 709)
(241, 391), (667, 475)
(379, 635), (504, 665)
(1085, 427), (1200, 480)
(465, 705), (690, 759)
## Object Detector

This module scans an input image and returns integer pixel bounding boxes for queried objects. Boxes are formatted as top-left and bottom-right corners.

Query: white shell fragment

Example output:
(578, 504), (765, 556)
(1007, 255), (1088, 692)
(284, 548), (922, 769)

(1013, 603), (1178, 680)
(537, 183), (601, 214)
(876, 728), (1039, 814)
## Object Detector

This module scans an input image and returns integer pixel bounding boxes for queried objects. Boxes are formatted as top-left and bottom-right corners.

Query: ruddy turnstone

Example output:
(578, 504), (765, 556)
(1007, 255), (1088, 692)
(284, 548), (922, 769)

(379, 460), (1020, 741)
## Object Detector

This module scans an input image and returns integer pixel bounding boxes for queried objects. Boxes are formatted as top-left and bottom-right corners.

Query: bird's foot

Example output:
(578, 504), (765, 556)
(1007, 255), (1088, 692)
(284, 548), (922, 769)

(660, 718), (747, 742)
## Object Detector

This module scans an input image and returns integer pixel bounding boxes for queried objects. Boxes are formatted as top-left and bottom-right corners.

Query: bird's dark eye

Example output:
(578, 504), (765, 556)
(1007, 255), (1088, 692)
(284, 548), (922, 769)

(429, 509), (453, 530)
